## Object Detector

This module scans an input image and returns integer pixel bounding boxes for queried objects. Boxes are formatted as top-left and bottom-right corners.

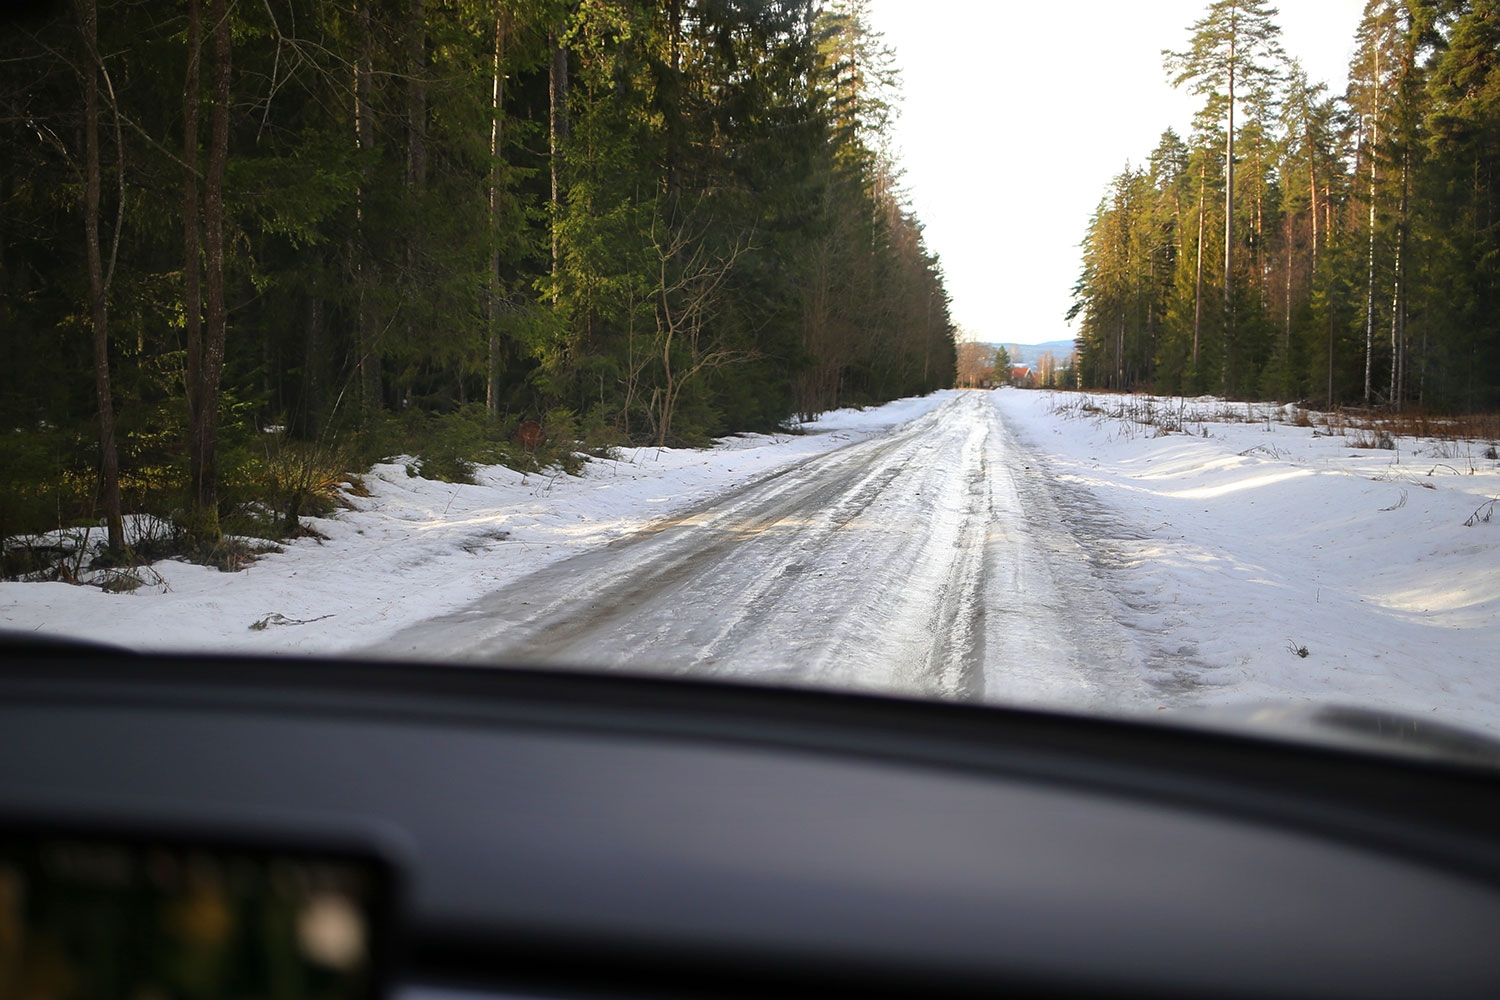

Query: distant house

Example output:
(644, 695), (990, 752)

(1009, 365), (1035, 388)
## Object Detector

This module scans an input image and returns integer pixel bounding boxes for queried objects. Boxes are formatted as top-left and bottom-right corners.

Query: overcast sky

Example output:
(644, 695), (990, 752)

(863, 0), (1369, 346)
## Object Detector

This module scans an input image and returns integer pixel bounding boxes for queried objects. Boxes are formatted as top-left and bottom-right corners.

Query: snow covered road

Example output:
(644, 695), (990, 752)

(10, 385), (1500, 731)
(382, 392), (1157, 710)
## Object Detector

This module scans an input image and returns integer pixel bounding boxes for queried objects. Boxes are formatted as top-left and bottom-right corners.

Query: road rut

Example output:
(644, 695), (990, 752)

(381, 392), (1155, 709)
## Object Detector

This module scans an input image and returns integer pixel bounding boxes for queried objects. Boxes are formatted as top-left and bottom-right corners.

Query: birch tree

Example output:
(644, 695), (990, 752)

(647, 216), (754, 448)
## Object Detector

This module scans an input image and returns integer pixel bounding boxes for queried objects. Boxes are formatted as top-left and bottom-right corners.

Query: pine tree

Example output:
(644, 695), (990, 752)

(0, 0), (957, 542)
(1422, 0), (1500, 409)
(77, 0), (126, 552)
(1166, 0), (1286, 392)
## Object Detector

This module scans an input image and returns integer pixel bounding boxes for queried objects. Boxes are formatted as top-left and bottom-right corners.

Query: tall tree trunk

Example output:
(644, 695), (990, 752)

(1363, 155), (1377, 406)
(355, 2), (381, 413)
(1324, 182), (1332, 269)
(548, 25), (569, 301)
(487, 8), (508, 416)
(1284, 213), (1293, 356)
(1193, 159), (1205, 368)
(666, 0), (682, 207)
(1115, 317), (1124, 390)
(1363, 48), (1379, 406)
(304, 296), (324, 427)
(1390, 155), (1408, 410)
(79, 0), (124, 552)
(1217, 10), (1238, 394)
(1224, 12), (1235, 309)
(0, 173), (8, 343)
(1328, 308), (1336, 406)
(405, 0), (426, 191)
(183, 0), (205, 533)
(1308, 141), (1319, 274)
(1325, 194), (1334, 406)
(1254, 148), (1264, 291)
(1389, 238), (1402, 409)
(403, 0), (426, 407)
(189, 0), (231, 544)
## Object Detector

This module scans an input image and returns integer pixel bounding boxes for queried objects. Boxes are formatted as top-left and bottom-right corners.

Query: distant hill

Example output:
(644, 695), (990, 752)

(983, 340), (1076, 366)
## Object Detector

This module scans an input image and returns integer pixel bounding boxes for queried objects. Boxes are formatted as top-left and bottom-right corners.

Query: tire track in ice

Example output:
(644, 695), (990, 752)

(379, 392), (1160, 713)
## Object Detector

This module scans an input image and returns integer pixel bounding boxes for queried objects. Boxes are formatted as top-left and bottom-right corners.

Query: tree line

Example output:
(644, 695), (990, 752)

(0, 0), (955, 556)
(1069, 0), (1500, 413)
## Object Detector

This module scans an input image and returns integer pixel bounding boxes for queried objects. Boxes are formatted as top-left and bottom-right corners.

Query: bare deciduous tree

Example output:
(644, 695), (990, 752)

(646, 218), (755, 448)
(955, 341), (997, 388)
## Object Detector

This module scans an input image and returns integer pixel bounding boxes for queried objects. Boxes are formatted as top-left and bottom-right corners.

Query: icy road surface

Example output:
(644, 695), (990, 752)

(383, 392), (1156, 709)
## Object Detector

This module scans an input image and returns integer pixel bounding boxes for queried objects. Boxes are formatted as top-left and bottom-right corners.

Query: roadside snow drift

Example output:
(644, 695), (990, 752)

(995, 390), (1500, 734)
(0, 397), (945, 657)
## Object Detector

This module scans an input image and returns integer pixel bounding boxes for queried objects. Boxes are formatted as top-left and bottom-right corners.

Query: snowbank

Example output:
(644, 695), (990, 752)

(992, 389), (1500, 734)
(0, 397), (948, 656)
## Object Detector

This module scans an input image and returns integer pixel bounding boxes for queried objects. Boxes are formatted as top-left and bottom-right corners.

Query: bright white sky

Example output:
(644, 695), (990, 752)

(864, 0), (1369, 345)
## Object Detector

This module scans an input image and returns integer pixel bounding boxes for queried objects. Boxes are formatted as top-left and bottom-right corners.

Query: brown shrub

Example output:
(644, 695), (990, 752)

(514, 419), (545, 452)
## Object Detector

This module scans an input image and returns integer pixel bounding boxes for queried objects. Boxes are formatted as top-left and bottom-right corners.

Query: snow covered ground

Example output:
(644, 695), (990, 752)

(380, 390), (1154, 712)
(0, 396), (946, 657)
(995, 389), (1500, 735)
(4, 387), (1499, 735)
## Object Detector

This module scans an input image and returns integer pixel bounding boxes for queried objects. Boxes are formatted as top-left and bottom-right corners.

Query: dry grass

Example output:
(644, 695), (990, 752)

(1048, 391), (1500, 467)
(1050, 392), (1500, 479)
(1348, 429), (1397, 450)
(1464, 498), (1500, 527)
(1315, 406), (1500, 443)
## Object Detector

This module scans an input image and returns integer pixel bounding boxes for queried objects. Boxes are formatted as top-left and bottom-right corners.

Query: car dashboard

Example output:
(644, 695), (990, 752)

(3, 638), (1500, 999)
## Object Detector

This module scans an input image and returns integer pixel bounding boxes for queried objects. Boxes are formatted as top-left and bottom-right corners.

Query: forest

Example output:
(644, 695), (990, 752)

(0, 0), (955, 562)
(1069, 0), (1500, 412)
